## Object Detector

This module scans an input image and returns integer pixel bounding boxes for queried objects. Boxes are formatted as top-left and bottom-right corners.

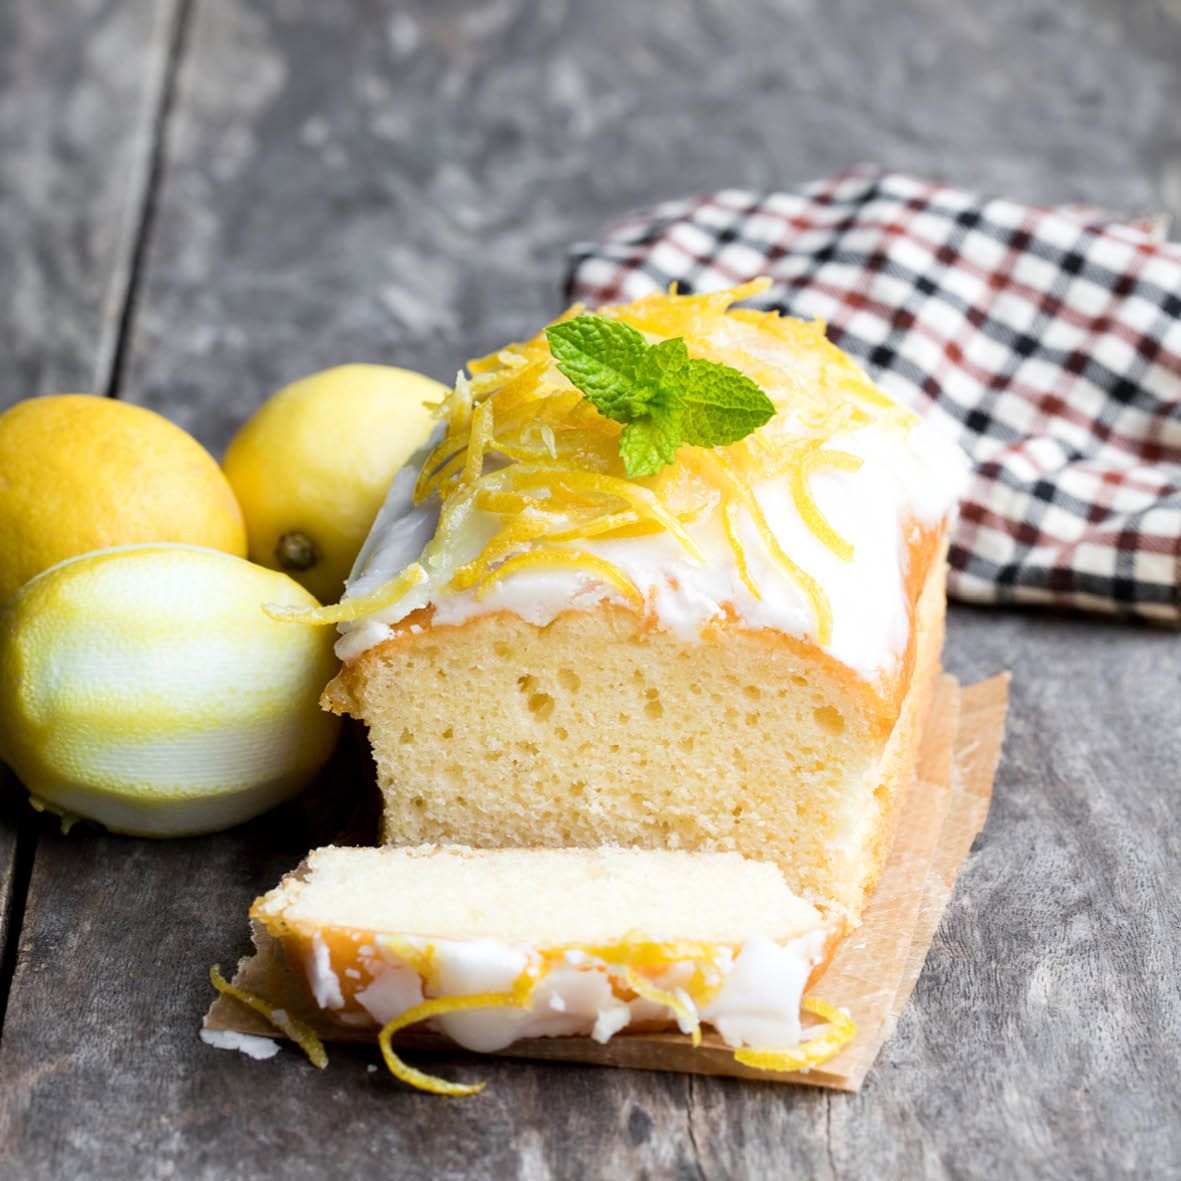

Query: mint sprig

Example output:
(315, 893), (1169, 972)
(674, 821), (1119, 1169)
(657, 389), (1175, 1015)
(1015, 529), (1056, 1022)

(544, 315), (776, 478)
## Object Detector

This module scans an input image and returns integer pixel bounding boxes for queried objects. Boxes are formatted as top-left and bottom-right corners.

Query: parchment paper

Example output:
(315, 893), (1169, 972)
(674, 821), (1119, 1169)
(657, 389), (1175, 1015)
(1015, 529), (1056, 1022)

(205, 673), (1008, 1091)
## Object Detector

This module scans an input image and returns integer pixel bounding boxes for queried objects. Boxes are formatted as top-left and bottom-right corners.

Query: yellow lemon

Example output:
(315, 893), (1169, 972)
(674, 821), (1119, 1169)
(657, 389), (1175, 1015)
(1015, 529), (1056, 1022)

(223, 364), (444, 604)
(0, 545), (341, 837)
(0, 394), (247, 605)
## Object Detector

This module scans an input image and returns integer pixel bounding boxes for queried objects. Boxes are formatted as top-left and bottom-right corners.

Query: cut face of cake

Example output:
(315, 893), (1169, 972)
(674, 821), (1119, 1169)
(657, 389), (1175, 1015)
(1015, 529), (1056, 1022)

(318, 280), (967, 927)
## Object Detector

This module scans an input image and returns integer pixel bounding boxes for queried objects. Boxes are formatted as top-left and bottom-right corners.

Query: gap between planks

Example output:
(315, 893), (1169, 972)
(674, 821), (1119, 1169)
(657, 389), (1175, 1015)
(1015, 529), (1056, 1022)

(0, 774), (36, 1045)
(97, 0), (196, 402)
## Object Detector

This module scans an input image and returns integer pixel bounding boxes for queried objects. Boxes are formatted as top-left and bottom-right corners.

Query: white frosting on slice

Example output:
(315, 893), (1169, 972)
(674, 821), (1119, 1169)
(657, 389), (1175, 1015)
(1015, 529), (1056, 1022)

(700, 931), (826, 1048)
(306, 933), (345, 1010)
(354, 961), (424, 1026)
(318, 930), (831, 1055)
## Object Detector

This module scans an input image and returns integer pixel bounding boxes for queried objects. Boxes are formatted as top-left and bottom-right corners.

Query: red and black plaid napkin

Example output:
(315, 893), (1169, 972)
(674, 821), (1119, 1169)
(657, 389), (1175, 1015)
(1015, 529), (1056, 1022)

(566, 168), (1181, 623)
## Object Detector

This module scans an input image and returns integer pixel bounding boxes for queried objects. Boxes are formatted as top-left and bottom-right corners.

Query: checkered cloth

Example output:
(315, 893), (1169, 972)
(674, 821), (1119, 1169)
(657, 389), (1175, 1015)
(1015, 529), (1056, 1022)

(566, 168), (1181, 623)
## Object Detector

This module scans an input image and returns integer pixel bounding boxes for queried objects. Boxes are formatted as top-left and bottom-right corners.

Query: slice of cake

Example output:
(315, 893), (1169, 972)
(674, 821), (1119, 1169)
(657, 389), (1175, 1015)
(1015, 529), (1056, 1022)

(249, 844), (851, 1091)
(315, 280), (966, 927)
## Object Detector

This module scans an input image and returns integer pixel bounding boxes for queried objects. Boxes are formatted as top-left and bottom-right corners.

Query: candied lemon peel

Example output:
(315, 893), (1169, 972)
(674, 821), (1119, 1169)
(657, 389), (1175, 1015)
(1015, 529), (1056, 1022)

(274, 280), (916, 643)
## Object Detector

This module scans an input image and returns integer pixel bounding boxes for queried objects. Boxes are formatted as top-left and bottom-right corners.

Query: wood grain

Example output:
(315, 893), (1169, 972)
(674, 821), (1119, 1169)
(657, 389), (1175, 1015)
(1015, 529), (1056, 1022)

(0, 0), (183, 1113)
(114, 0), (1181, 457)
(0, 0), (185, 411)
(0, 772), (30, 1044)
(1, 0), (1180, 1176)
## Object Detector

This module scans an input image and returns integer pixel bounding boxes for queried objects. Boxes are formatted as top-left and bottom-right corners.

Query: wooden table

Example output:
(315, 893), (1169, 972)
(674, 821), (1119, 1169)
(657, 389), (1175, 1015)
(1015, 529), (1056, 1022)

(1, 2), (1179, 1176)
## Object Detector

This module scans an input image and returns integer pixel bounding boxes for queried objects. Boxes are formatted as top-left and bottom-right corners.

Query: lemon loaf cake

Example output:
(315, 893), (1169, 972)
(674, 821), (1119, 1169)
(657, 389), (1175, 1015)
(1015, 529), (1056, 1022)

(313, 281), (967, 926)
(249, 844), (851, 1090)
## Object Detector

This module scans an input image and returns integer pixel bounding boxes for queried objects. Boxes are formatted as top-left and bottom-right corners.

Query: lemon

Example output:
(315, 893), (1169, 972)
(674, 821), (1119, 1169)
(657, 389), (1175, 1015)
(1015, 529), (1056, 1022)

(0, 395), (247, 605)
(0, 545), (341, 837)
(223, 364), (444, 604)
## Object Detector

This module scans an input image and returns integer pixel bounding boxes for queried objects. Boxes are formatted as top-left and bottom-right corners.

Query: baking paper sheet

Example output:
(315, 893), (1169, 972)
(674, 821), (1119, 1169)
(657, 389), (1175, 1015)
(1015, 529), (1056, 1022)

(205, 673), (1007, 1091)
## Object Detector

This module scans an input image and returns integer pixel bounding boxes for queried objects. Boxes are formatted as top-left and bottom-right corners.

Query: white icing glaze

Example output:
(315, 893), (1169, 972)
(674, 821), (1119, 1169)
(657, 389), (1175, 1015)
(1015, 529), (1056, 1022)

(307, 933), (345, 1010)
(700, 932), (823, 1048)
(353, 960), (424, 1025)
(336, 414), (967, 679)
(315, 930), (830, 1055)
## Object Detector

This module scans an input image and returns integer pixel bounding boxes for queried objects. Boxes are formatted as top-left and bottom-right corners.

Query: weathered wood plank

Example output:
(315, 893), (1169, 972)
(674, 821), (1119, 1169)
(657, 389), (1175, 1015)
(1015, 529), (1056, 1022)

(0, 772), (30, 1040)
(1, 0), (1180, 1176)
(116, 0), (1181, 457)
(0, 0), (184, 411)
(828, 612), (1181, 1179)
(0, 0), (184, 1100)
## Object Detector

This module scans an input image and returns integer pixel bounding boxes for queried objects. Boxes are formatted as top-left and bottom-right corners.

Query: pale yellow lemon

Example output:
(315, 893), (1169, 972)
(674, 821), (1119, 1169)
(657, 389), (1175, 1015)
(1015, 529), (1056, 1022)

(0, 545), (341, 837)
(0, 394), (247, 605)
(223, 364), (444, 604)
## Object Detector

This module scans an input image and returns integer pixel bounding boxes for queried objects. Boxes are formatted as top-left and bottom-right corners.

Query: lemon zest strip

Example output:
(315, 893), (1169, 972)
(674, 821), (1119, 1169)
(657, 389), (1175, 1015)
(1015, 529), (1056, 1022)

(807, 448), (863, 475)
(264, 562), (427, 625)
(590, 518), (665, 541)
(515, 422), (558, 459)
(473, 489), (531, 515)
(510, 467), (704, 562)
(843, 374), (896, 409)
(733, 997), (856, 1073)
(467, 343), (540, 376)
(461, 399), (494, 486)
(376, 935), (439, 988)
(491, 391), (587, 438)
(473, 549), (644, 608)
(445, 370), (472, 436)
(615, 278), (771, 332)
(789, 445), (864, 563)
(700, 451), (833, 644)
(208, 964), (328, 1069)
(415, 439), (467, 503)
(549, 936), (729, 1029)
(448, 514), (555, 592)
(685, 961), (729, 1011)
(478, 358), (553, 417)
(429, 476), (488, 539)
(377, 976), (538, 1096)
(722, 499), (761, 600)
(489, 432), (611, 469)
(450, 510), (642, 593)
(567, 936), (724, 968)
(540, 510), (641, 544)
(620, 968), (702, 1047)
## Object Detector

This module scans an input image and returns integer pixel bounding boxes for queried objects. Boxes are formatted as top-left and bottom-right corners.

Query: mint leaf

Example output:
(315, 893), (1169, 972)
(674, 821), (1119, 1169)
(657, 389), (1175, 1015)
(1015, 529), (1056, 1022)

(544, 313), (776, 477)
(635, 335), (690, 400)
(619, 407), (683, 478)
(545, 317), (649, 420)
(680, 358), (777, 448)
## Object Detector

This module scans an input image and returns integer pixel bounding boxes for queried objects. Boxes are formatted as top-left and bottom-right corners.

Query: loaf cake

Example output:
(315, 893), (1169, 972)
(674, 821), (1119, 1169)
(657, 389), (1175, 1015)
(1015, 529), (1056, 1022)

(249, 844), (852, 1092)
(313, 280), (966, 927)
